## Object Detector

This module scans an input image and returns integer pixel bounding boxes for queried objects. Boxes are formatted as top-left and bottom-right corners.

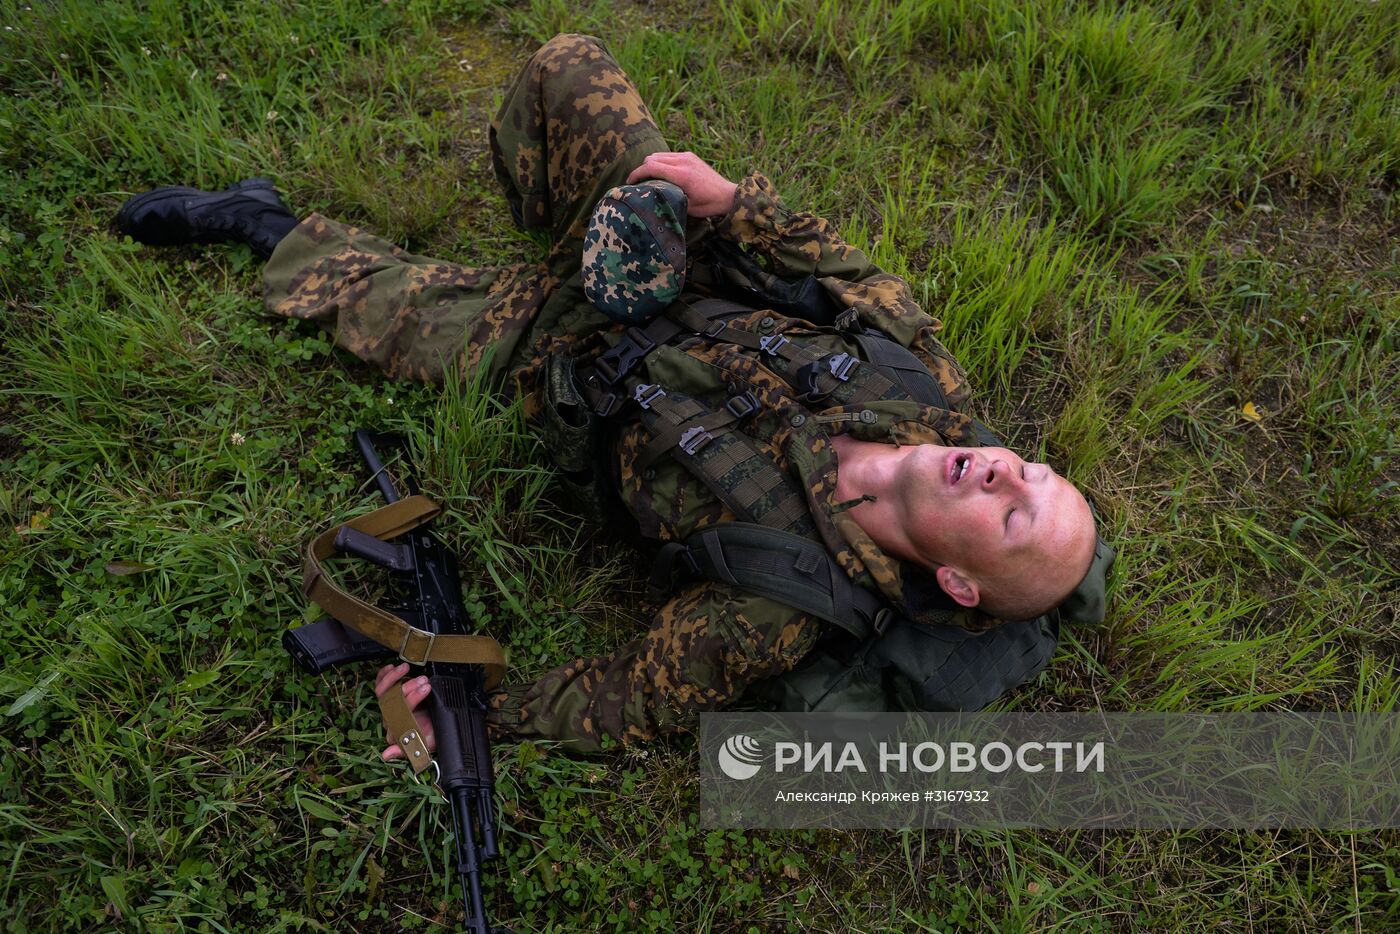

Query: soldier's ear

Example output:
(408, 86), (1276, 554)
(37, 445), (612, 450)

(935, 565), (979, 608)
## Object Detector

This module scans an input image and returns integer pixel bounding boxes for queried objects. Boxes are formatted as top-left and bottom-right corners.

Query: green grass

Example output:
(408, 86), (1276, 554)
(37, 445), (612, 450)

(2, 0), (1398, 930)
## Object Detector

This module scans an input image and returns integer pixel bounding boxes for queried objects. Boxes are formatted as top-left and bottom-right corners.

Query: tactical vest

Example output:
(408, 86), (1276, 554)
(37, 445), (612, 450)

(536, 294), (1062, 714)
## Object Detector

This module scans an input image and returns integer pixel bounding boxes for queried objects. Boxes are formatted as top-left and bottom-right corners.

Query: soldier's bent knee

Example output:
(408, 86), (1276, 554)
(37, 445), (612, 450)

(533, 33), (609, 67)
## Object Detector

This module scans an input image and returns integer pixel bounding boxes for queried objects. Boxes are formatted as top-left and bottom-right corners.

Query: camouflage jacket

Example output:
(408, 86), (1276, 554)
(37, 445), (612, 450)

(489, 172), (1001, 750)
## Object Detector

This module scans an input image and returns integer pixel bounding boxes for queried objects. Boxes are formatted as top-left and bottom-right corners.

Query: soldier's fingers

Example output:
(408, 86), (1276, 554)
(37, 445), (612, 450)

(416, 714), (437, 753)
(657, 152), (715, 175)
(626, 152), (688, 183)
(402, 675), (431, 708)
(382, 743), (404, 761)
(375, 662), (410, 699)
(644, 150), (692, 163)
(626, 162), (663, 184)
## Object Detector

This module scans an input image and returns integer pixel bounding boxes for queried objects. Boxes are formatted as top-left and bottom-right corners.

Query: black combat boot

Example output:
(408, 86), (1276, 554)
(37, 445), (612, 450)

(114, 178), (299, 259)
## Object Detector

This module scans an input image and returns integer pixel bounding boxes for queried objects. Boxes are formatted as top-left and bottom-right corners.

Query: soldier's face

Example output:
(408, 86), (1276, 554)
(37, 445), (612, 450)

(899, 445), (1095, 611)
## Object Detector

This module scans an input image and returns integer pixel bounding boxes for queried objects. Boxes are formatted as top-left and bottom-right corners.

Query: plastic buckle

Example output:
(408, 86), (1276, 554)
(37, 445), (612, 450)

(702, 320), (727, 338)
(592, 389), (619, 417)
(399, 628), (437, 665)
(758, 333), (790, 356)
(678, 425), (713, 455)
(594, 329), (656, 385)
(724, 390), (759, 420)
(592, 351), (623, 385)
(826, 352), (857, 382)
(871, 608), (893, 637)
(835, 308), (861, 331)
(634, 383), (666, 410)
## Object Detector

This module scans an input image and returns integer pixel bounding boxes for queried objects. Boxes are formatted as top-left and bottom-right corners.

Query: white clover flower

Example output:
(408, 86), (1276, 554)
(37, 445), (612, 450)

(231, 432), (246, 446)
(265, 110), (279, 122)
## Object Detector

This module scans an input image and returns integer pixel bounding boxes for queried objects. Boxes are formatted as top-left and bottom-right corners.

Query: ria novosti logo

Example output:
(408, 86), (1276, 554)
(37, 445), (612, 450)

(717, 734), (765, 780)
(715, 735), (1106, 780)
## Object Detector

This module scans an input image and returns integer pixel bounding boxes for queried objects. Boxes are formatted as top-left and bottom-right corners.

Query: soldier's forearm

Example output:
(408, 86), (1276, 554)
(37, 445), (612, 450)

(713, 171), (879, 281)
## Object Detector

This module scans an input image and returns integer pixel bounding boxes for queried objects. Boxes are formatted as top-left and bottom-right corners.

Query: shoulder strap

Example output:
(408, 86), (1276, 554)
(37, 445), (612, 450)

(852, 329), (1002, 446)
(852, 330), (950, 408)
(302, 495), (507, 686)
(584, 297), (751, 397)
(649, 522), (898, 640)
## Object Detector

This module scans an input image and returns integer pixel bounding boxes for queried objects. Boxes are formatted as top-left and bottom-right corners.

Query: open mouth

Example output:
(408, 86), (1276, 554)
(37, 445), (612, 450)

(949, 452), (971, 487)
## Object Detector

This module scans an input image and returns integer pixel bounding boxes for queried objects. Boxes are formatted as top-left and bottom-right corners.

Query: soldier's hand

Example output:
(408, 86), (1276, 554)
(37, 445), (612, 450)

(628, 151), (738, 217)
(375, 662), (436, 762)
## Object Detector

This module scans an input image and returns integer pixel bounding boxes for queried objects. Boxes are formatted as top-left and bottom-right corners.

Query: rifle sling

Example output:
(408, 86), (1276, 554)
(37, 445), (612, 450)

(302, 494), (507, 688)
(378, 679), (435, 775)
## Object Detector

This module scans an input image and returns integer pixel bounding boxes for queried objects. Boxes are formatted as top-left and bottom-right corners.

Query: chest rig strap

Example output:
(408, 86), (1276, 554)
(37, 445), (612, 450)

(584, 298), (749, 407)
(577, 297), (815, 533)
(665, 301), (898, 406)
(583, 297), (896, 410)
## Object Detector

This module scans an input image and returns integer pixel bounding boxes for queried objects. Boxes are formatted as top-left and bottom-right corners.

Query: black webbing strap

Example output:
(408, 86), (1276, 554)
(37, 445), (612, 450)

(649, 522), (895, 640)
(848, 330), (1002, 444)
(852, 331), (949, 409)
(593, 299), (756, 384)
(669, 302), (846, 400)
(675, 301), (908, 407)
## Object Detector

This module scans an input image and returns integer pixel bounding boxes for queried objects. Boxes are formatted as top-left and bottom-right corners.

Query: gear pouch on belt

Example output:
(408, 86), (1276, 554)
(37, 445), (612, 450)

(539, 352), (613, 523)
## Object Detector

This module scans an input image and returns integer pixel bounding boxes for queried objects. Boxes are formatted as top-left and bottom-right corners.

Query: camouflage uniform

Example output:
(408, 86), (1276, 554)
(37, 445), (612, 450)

(264, 34), (980, 753)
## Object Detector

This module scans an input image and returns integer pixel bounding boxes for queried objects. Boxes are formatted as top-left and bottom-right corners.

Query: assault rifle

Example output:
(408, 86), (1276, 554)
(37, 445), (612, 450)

(283, 429), (513, 934)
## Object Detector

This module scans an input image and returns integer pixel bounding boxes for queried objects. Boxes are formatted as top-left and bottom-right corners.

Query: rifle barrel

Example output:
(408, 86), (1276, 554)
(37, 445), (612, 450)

(353, 428), (401, 504)
(479, 787), (499, 860)
(452, 788), (490, 934)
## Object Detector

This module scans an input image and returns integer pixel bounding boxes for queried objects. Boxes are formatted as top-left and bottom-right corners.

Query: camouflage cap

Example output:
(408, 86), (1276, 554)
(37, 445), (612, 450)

(582, 180), (688, 324)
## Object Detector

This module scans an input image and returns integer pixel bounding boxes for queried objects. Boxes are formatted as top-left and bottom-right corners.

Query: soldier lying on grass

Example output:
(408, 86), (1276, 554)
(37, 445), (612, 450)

(114, 33), (1114, 755)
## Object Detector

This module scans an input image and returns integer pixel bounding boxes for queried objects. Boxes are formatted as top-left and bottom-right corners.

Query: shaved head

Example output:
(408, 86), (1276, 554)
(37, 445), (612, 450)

(832, 439), (1098, 621)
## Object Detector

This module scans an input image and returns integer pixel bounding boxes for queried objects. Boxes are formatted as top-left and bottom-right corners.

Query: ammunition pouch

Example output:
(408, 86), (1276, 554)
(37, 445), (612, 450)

(540, 352), (618, 524)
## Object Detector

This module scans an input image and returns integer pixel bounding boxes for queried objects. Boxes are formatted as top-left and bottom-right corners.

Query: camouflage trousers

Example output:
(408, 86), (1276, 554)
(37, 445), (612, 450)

(263, 34), (822, 752)
(262, 33), (668, 387)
